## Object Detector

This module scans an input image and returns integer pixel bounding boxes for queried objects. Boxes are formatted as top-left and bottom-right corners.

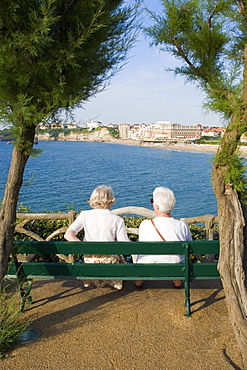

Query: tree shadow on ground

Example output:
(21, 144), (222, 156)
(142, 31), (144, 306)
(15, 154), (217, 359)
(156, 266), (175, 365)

(26, 279), (225, 315)
(190, 288), (225, 314)
(223, 349), (243, 370)
(24, 281), (134, 339)
(27, 280), (86, 311)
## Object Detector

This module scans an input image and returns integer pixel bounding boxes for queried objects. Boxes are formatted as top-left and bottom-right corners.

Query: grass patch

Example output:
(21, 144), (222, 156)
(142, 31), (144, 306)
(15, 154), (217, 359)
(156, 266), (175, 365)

(0, 281), (30, 358)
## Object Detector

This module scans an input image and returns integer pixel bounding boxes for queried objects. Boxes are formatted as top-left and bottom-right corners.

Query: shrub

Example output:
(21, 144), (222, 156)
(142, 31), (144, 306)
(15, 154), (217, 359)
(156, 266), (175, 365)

(13, 209), (217, 262)
(0, 283), (30, 358)
(123, 216), (144, 241)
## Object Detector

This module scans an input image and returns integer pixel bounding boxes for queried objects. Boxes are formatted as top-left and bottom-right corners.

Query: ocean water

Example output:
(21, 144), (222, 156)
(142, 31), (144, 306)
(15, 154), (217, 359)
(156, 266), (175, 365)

(0, 141), (217, 218)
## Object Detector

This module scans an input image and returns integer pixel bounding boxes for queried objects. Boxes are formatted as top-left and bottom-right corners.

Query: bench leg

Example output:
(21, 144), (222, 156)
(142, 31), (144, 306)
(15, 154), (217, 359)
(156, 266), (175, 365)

(12, 253), (33, 312)
(184, 280), (191, 317)
(19, 279), (33, 312)
(184, 243), (191, 317)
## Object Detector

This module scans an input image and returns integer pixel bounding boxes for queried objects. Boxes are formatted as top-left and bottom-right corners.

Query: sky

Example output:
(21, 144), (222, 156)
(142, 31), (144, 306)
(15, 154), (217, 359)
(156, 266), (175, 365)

(74, 0), (224, 128)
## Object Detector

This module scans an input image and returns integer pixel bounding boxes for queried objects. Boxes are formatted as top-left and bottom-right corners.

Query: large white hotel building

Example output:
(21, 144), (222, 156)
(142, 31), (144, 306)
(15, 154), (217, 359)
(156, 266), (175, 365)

(119, 121), (202, 141)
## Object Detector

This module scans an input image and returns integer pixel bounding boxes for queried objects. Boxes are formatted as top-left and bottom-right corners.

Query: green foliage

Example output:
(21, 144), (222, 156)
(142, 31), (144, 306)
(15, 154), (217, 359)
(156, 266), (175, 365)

(123, 216), (144, 228)
(147, 0), (230, 86)
(15, 218), (68, 241)
(0, 2), (140, 280)
(146, 0), (247, 199)
(146, 0), (244, 114)
(15, 203), (32, 213)
(123, 216), (144, 241)
(0, 0), (140, 139)
(13, 210), (217, 264)
(189, 224), (206, 240)
(189, 223), (219, 240)
(14, 211), (213, 243)
(196, 136), (221, 145)
(107, 127), (119, 139)
(14, 208), (83, 262)
(216, 149), (247, 195)
(0, 285), (30, 358)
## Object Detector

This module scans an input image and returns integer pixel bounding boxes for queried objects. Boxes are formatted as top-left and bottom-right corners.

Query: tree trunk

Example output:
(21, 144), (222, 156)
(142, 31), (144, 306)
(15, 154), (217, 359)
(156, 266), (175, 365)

(0, 125), (35, 280)
(212, 164), (247, 368)
(242, 204), (247, 289)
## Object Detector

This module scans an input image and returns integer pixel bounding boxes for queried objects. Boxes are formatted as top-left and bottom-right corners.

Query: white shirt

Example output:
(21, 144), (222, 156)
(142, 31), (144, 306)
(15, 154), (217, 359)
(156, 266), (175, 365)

(69, 209), (129, 242)
(137, 217), (192, 263)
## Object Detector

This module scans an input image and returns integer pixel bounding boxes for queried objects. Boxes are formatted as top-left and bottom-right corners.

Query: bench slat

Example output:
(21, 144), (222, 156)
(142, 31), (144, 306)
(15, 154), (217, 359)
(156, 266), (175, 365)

(13, 240), (219, 255)
(191, 263), (219, 279)
(8, 261), (219, 280)
(8, 262), (188, 280)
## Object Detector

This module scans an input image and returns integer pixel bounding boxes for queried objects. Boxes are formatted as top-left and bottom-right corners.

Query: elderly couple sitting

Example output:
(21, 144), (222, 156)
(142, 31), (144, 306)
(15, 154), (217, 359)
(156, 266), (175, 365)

(64, 184), (192, 290)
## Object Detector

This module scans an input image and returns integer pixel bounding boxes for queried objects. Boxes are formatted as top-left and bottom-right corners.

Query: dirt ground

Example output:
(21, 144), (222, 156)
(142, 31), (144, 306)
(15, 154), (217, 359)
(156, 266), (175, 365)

(1, 279), (244, 370)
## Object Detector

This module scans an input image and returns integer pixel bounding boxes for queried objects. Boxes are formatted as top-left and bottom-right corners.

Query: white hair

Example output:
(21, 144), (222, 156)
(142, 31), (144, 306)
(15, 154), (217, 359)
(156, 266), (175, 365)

(89, 185), (115, 209)
(153, 186), (176, 214)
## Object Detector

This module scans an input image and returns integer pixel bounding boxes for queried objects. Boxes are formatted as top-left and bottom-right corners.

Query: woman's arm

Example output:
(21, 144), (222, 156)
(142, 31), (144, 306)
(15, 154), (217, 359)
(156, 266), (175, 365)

(64, 228), (81, 242)
(116, 218), (130, 241)
(64, 212), (84, 241)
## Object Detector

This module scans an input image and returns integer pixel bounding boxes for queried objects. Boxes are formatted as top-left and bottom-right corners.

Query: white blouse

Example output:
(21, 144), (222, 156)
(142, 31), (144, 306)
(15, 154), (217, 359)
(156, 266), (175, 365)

(69, 208), (129, 242)
(137, 217), (192, 263)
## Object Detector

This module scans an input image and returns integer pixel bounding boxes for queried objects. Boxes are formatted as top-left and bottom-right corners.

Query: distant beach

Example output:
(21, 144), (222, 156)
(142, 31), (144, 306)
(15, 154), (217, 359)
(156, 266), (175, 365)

(36, 129), (247, 156)
(109, 138), (247, 156)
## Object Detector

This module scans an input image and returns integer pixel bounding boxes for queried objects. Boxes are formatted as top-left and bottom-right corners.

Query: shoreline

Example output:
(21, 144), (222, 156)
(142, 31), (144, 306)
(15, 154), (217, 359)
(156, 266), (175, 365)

(108, 138), (247, 156)
(36, 137), (247, 156)
(110, 139), (219, 154)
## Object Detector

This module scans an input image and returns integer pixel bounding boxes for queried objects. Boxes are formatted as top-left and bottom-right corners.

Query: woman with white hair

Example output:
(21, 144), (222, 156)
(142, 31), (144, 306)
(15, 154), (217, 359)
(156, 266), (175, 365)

(134, 186), (192, 289)
(64, 185), (129, 290)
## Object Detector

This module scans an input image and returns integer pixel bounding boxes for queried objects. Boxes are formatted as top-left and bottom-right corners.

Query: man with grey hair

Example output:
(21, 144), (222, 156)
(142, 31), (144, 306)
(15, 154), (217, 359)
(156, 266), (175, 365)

(152, 186), (176, 213)
(134, 186), (192, 289)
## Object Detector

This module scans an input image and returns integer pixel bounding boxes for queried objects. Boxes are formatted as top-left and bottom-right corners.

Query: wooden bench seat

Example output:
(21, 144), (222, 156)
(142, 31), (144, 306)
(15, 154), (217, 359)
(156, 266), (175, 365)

(7, 240), (220, 317)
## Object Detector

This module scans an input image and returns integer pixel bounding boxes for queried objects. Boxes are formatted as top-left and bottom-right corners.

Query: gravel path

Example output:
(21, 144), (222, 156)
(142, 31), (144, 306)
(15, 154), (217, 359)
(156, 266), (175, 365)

(1, 279), (243, 370)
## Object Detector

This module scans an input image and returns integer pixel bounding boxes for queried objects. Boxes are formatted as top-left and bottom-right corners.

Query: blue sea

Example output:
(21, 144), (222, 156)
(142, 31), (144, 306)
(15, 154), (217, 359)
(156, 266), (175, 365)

(0, 141), (217, 218)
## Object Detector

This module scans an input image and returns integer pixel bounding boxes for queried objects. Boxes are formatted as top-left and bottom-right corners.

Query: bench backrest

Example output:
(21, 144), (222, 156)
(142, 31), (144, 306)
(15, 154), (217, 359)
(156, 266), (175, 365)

(10, 240), (220, 280)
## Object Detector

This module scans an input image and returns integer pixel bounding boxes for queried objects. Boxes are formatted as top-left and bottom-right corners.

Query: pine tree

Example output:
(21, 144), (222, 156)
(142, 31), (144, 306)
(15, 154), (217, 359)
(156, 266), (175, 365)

(0, 0), (139, 280)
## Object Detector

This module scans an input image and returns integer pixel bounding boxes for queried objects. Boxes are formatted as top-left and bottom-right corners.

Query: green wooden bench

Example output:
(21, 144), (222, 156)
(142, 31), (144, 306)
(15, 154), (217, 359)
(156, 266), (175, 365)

(7, 240), (220, 317)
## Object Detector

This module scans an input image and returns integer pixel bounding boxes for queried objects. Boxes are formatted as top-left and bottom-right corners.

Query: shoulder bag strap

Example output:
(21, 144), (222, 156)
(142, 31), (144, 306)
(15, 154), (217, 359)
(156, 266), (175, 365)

(151, 219), (166, 241)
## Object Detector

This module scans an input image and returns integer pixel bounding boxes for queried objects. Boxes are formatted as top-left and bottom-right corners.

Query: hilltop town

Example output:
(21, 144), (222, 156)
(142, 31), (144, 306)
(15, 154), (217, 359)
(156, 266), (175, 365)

(36, 120), (225, 143)
(2, 120), (247, 145)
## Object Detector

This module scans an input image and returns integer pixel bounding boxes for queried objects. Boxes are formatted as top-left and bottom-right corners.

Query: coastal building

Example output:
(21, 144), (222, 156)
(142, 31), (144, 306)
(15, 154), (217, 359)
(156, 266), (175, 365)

(67, 123), (78, 129)
(128, 128), (139, 140)
(118, 121), (205, 141)
(121, 123), (149, 140)
(201, 127), (222, 137)
(151, 121), (202, 141)
(38, 124), (48, 130)
(86, 120), (102, 129)
(108, 123), (118, 128)
(118, 124), (129, 139)
(127, 121), (202, 142)
(51, 122), (66, 129)
(38, 122), (66, 129)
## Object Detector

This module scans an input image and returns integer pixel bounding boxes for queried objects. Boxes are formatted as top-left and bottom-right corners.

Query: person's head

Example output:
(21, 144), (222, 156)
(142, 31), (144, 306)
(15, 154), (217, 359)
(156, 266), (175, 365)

(152, 186), (176, 214)
(89, 185), (116, 209)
